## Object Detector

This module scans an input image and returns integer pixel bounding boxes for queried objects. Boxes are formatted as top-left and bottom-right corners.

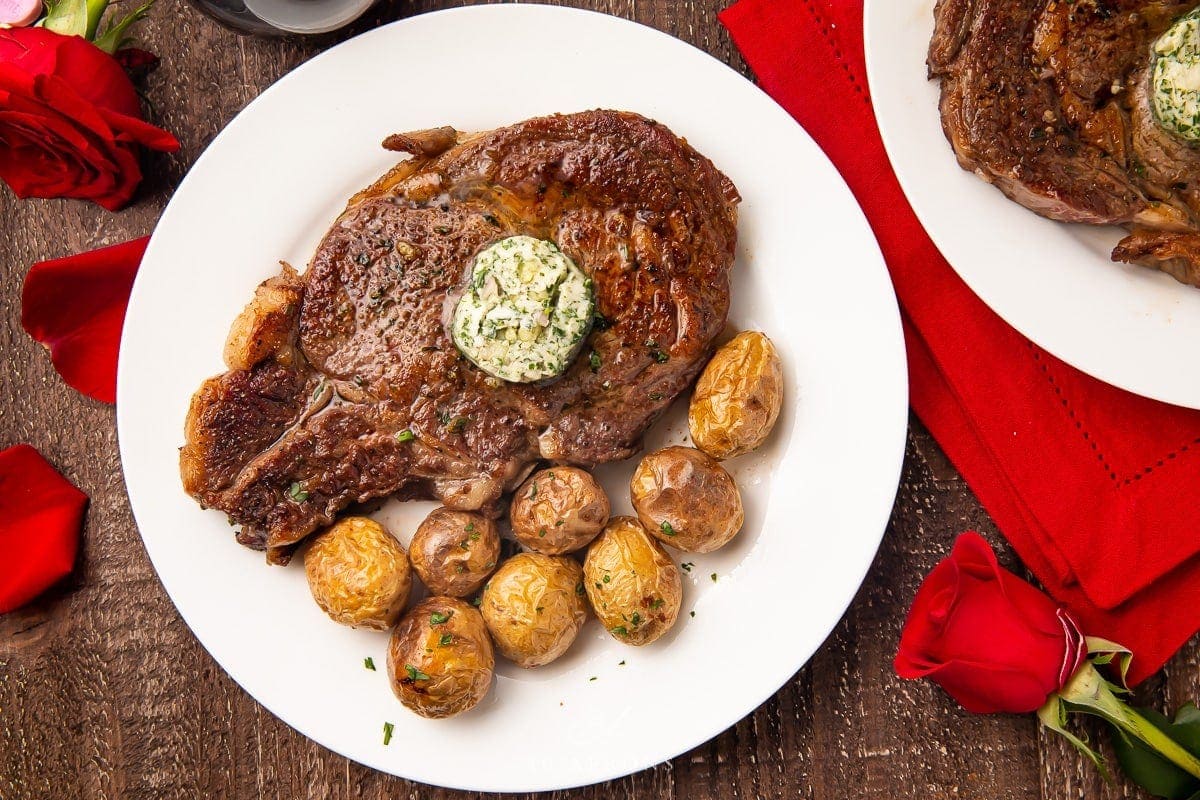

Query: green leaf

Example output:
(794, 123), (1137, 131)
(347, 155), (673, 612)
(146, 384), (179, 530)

(84, 0), (108, 36)
(1038, 696), (1111, 781)
(42, 0), (92, 37)
(1110, 704), (1200, 799)
(93, 0), (155, 54)
(1087, 637), (1134, 690)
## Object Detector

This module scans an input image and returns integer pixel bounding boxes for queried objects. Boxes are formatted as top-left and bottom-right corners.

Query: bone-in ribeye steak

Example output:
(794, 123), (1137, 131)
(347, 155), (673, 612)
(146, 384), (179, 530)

(929, 0), (1200, 285)
(180, 111), (740, 563)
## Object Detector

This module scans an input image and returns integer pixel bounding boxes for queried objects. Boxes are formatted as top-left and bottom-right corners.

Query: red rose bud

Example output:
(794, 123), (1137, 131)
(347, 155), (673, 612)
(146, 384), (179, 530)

(22, 236), (147, 404)
(895, 532), (1087, 714)
(0, 27), (179, 210)
(0, 445), (88, 614)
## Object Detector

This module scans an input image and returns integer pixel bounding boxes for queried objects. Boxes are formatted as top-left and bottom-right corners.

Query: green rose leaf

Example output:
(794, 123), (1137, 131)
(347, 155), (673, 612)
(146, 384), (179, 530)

(1110, 704), (1200, 799)
(42, 0), (93, 38)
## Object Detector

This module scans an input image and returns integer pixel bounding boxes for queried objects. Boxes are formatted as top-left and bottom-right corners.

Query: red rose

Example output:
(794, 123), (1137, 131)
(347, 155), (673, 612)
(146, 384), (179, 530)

(0, 27), (178, 210)
(894, 532), (1087, 714)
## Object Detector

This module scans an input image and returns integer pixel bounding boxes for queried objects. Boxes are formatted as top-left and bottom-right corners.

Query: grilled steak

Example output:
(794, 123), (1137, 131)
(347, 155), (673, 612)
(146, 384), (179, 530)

(180, 110), (740, 563)
(929, 0), (1200, 283)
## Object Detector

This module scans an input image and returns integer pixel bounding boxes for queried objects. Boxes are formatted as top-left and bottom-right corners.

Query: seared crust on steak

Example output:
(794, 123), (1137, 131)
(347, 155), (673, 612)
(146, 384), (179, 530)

(929, 0), (1200, 283)
(180, 110), (740, 560)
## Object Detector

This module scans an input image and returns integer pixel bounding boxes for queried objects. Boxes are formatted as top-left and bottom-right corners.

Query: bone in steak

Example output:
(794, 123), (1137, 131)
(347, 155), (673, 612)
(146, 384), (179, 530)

(929, 0), (1200, 283)
(180, 111), (740, 563)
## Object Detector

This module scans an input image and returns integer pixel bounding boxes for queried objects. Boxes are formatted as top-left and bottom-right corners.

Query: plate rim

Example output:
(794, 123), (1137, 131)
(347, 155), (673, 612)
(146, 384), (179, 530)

(116, 4), (910, 791)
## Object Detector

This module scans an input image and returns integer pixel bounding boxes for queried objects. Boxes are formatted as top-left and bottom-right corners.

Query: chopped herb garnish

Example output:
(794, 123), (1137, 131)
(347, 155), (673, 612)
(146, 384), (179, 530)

(287, 482), (308, 503)
(364, 657), (376, 671)
(681, 562), (694, 572)
(611, 626), (629, 636)
(660, 521), (676, 536)
(575, 582), (585, 596)
(555, 519), (565, 527)
(382, 721), (394, 745)
(650, 598), (666, 610)
(438, 633), (453, 647)
(593, 312), (612, 331)
(404, 665), (431, 681)
(589, 676), (598, 682)
(538, 528), (547, 538)
(690, 610), (696, 618)
(710, 573), (718, 583)
(602, 574), (611, 584)
(311, 380), (326, 401)
(649, 392), (663, 401)
(437, 409), (451, 426)
(630, 612), (642, 627)
(430, 611), (452, 625)
(395, 429), (415, 443)
(618, 660), (626, 666)
(589, 351), (602, 372)
(465, 522), (476, 532)
(447, 416), (468, 433)
(652, 350), (670, 364)
(472, 596), (482, 607)
(434, 225), (452, 234)
(530, 482), (538, 499)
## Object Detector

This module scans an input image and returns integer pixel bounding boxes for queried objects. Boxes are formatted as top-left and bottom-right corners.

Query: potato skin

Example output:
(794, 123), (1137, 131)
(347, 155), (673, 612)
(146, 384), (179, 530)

(584, 517), (682, 645)
(480, 552), (587, 667)
(409, 508), (500, 597)
(304, 516), (412, 630)
(630, 446), (744, 554)
(689, 331), (783, 460)
(509, 467), (611, 555)
(387, 597), (494, 719)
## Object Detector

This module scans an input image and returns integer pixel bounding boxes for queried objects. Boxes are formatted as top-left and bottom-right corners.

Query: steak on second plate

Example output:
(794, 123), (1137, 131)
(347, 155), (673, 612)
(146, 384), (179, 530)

(180, 110), (740, 563)
(929, 0), (1200, 284)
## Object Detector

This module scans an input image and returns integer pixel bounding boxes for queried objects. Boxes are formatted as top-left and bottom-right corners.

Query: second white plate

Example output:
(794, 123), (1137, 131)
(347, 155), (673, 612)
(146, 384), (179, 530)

(866, 0), (1200, 409)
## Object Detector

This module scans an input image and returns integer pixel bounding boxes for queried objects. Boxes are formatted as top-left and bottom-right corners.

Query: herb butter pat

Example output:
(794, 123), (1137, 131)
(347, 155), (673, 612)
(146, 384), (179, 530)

(1153, 8), (1200, 143)
(452, 235), (594, 383)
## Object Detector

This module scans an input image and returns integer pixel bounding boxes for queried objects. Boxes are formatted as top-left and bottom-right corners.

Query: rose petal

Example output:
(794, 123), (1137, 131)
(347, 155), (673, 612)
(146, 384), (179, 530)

(1, 27), (142, 118)
(21, 237), (148, 403)
(0, 444), (88, 613)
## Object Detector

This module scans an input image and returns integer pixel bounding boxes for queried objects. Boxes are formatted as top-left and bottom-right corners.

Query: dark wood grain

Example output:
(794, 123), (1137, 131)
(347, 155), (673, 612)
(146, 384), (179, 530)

(0, 1), (1191, 798)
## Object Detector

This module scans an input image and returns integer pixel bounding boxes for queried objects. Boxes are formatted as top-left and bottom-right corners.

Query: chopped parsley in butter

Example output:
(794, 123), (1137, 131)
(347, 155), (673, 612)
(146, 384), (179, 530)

(1153, 8), (1200, 144)
(452, 235), (594, 383)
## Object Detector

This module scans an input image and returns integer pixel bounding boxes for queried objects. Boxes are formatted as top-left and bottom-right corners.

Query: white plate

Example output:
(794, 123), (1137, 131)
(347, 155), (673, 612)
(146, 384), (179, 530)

(866, 0), (1200, 409)
(117, 5), (907, 792)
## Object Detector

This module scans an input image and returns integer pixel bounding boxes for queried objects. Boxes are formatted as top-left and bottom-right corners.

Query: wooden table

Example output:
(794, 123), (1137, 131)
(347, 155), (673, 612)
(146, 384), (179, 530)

(2, 1), (1196, 797)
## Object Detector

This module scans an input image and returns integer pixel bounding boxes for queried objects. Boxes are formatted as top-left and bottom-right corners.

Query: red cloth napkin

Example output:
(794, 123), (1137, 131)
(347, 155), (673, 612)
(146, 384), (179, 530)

(720, 0), (1200, 683)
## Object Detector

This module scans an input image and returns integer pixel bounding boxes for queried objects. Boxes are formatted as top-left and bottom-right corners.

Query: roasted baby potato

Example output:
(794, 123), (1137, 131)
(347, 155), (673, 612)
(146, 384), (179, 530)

(689, 331), (783, 460)
(584, 517), (682, 646)
(409, 508), (500, 597)
(480, 552), (587, 667)
(630, 446), (744, 553)
(509, 467), (611, 554)
(304, 516), (412, 630)
(387, 597), (494, 719)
